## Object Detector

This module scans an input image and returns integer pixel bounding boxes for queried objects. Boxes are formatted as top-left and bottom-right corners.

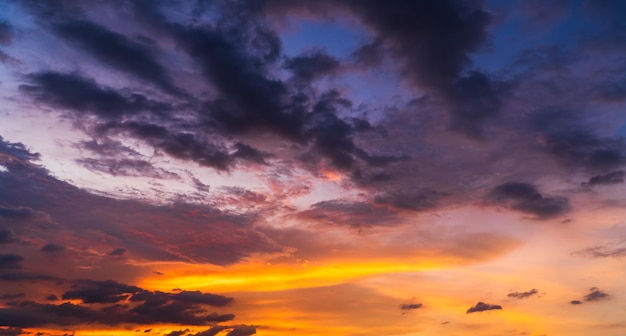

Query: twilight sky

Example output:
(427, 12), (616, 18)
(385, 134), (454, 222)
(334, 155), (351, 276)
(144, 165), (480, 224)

(1, 0), (626, 335)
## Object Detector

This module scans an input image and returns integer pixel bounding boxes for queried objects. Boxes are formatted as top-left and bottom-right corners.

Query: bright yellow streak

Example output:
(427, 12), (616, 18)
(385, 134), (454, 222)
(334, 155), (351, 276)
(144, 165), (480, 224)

(140, 256), (466, 293)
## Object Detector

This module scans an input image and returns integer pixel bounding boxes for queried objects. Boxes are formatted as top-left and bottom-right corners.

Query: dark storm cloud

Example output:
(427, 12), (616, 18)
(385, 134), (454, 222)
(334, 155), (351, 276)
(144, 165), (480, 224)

(285, 50), (341, 83)
(466, 301), (502, 314)
(507, 289), (539, 299)
(0, 254), (24, 270)
(247, 0), (502, 135)
(97, 121), (267, 171)
(582, 171), (624, 187)
(400, 303), (423, 310)
(53, 19), (184, 97)
(20, 72), (172, 119)
(298, 200), (400, 228)
(488, 182), (569, 219)
(129, 1), (398, 173)
(40, 243), (65, 253)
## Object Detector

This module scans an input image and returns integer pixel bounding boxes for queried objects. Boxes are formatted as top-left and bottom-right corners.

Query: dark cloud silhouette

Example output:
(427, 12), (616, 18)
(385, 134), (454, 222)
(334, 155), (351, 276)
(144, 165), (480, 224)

(584, 287), (609, 302)
(466, 301), (502, 314)
(166, 330), (190, 336)
(568, 287), (610, 305)
(400, 303), (423, 310)
(53, 19), (184, 97)
(20, 72), (172, 119)
(0, 206), (38, 221)
(489, 182), (569, 218)
(109, 248), (126, 256)
(0, 254), (24, 270)
(41, 243), (65, 253)
(0, 136), (39, 162)
(0, 279), (237, 328)
(226, 325), (256, 336)
(62, 280), (143, 304)
(507, 289), (539, 299)
(45, 294), (58, 301)
(582, 171), (624, 187)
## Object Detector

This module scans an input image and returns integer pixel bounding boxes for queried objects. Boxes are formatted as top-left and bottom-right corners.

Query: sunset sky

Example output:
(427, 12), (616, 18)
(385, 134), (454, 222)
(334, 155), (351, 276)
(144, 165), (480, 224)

(1, 0), (626, 335)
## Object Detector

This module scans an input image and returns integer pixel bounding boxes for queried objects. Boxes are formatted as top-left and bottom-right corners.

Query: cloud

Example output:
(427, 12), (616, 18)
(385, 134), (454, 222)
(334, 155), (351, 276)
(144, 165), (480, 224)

(20, 72), (172, 119)
(0, 136), (39, 162)
(0, 327), (23, 336)
(0, 254), (24, 270)
(52, 19), (184, 97)
(568, 287), (610, 305)
(225, 325), (256, 336)
(0, 293), (24, 300)
(298, 200), (400, 228)
(507, 289), (539, 299)
(582, 171), (625, 187)
(574, 245), (626, 258)
(466, 301), (502, 314)
(400, 303), (423, 310)
(488, 182), (569, 219)
(0, 21), (13, 46)
(0, 137), (282, 265)
(108, 248), (126, 256)
(528, 108), (626, 171)
(61, 280), (144, 304)
(285, 50), (341, 83)
(0, 279), (237, 328)
(40, 243), (65, 253)
(584, 287), (609, 302)
(0, 206), (38, 221)
(0, 230), (19, 244)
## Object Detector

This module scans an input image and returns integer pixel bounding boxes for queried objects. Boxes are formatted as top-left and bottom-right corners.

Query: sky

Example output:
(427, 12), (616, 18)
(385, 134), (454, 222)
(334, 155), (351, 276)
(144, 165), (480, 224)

(1, 0), (626, 335)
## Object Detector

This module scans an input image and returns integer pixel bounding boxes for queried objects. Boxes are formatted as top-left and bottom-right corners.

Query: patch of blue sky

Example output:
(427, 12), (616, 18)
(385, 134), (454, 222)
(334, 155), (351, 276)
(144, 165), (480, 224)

(280, 18), (369, 59)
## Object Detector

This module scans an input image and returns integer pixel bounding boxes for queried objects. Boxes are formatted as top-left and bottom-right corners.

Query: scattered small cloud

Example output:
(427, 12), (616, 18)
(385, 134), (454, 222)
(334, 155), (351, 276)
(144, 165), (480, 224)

(507, 288), (539, 299)
(466, 301), (503, 314)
